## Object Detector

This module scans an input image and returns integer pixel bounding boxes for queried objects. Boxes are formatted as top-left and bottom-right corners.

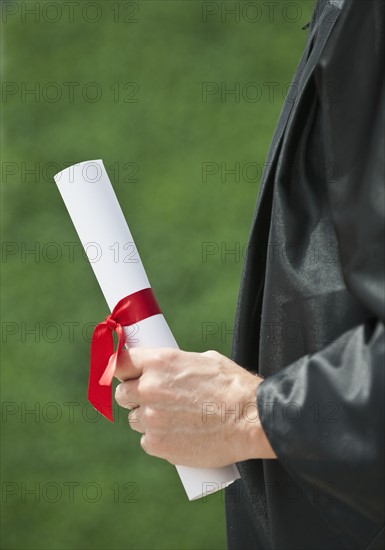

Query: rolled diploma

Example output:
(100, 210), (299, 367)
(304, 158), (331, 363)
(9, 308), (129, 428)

(54, 159), (240, 500)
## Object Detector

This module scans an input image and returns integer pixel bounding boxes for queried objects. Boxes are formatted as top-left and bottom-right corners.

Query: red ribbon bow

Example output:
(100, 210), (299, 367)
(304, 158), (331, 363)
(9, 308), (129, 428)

(88, 288), (161, 421)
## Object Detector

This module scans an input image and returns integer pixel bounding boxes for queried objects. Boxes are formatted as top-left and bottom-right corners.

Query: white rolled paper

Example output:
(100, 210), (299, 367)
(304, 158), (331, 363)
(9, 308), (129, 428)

(54, 159), (240, 500)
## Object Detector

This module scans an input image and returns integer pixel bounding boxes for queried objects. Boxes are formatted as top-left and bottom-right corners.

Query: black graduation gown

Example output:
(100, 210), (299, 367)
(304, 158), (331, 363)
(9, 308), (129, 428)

(225, 1), (384, 548)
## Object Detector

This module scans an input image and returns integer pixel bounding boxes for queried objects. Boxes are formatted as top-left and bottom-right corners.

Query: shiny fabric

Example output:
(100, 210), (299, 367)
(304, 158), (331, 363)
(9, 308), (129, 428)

(225, 1), (384, 549)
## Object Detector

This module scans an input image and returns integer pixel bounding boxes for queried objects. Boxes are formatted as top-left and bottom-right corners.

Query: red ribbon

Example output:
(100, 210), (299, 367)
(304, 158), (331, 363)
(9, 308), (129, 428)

(88, 288), (161, 422)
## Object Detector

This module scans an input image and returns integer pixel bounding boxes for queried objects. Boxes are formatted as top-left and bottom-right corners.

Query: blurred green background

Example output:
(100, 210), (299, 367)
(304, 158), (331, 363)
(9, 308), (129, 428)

(1, 1), (310, 548)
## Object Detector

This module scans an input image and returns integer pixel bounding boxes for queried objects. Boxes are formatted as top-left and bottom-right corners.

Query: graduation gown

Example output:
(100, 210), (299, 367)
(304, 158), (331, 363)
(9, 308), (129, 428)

(225, 1), (384, 548)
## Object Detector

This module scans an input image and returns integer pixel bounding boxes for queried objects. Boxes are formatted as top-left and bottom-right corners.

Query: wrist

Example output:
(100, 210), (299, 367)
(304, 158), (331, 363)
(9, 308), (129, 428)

(237, 375), (277, 460)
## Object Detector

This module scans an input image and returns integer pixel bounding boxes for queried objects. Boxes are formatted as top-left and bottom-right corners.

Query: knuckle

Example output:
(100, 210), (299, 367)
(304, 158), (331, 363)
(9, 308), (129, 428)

(142, 433), (165, 457)
(152, 349), (167, 365)
(164, 348), (179, 362)
(128, 407), (140, 425)
(115, 384), (136, 409)
(203, 349), (220, 359)
(140, 435), (148, 453)
(141, 434), (154, 455)
(115, 384), (125, 405)
(142, 406), (157, 425)
(138, 379), (154, 401)
(115, 383), (122, 399)
(153, 348), (178, 366)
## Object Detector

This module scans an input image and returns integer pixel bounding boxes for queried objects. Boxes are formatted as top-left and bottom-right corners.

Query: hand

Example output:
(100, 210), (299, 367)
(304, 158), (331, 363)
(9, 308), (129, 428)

(114, 348), (277, 467)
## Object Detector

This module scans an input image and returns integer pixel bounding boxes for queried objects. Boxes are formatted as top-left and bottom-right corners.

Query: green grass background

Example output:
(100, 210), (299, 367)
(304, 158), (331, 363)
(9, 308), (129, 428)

(1, 1), (309, 548)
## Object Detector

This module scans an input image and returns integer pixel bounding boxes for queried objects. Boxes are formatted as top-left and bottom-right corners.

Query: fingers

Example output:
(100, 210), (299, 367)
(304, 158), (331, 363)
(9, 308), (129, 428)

(114, 384), (144, 433)
(114, 346), (185, 382)
(115, 378), (140, 408)
(114, 348), (143, 381)
(128, 406), (144, 433)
